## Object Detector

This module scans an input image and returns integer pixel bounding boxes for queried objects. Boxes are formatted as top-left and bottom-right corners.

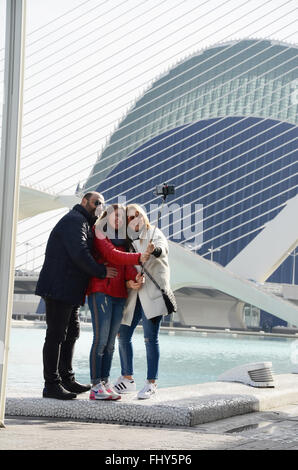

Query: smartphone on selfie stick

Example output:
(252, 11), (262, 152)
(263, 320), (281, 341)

(150, 183), (175, 242)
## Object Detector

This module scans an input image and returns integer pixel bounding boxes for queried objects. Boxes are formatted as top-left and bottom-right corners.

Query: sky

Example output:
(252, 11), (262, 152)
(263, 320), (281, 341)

(0, 0), (297, 270)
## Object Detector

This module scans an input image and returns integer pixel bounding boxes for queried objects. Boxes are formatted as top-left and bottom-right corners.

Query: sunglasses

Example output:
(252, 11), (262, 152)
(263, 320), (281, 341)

(94, 200), (104, 207)
(128, 213), (144, 223)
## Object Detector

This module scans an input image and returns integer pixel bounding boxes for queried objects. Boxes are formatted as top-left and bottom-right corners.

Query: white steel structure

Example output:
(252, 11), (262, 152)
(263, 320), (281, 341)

(169, 239), (298, 329)
(19, 183), (79, 220)
(227, 194), (298, 283)
(0, 0), (26, 427)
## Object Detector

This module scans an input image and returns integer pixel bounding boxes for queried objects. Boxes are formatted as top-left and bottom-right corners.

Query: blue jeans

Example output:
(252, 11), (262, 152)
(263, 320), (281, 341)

(88, 293), (125, 385)
(118, 296), (162, 380)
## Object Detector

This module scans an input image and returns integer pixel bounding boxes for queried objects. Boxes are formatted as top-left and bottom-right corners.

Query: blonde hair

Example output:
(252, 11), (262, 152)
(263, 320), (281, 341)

(126, 203), (151, 230)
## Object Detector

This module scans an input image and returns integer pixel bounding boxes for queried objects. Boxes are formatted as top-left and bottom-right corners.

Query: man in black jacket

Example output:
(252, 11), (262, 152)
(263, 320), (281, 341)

(36, 191), (117, 399)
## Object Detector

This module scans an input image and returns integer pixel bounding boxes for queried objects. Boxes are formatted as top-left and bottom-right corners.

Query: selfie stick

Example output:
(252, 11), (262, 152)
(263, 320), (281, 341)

(150, 183), (175, 242)
(150, 196), (165, 243)
(139, 184), (174, 276)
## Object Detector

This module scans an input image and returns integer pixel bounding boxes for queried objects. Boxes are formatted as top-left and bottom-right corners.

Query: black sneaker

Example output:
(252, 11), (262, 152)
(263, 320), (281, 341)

(61, 379), (91, 394)
(43, 383), (77, 400)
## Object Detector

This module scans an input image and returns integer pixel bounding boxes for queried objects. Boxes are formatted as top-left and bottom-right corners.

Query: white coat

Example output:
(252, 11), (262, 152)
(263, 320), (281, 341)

(121, 226), (171, 326)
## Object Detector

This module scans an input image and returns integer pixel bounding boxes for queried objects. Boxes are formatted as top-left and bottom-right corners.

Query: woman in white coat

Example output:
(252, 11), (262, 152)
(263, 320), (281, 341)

(114, 203), (171, 399)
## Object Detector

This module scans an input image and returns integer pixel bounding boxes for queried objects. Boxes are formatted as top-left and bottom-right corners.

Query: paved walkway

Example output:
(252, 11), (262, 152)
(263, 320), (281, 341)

(2, 402), (298, 450)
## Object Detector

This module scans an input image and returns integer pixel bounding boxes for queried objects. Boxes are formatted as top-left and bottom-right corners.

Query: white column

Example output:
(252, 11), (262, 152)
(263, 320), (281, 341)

(0, 0), (26, 427)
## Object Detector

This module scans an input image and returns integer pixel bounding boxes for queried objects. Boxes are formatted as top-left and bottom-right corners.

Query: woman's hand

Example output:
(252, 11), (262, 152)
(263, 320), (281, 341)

(146, 242), (155, 254)
(126, 273), (144, 290)
(135, 272), (145, 284)
(139, 242), (155, 263)
(126, 280), (142, 290)
(140, 252), (150, 263)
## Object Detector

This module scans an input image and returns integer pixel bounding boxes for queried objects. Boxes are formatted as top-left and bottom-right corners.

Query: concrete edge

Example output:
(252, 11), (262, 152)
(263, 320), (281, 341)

(5, 374), (298, 427)
(5, 397), (193, 427)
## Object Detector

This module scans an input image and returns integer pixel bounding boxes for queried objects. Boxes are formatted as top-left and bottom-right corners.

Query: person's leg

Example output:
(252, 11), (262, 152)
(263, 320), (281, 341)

(88, 293), (119, 400)
(88, 293), (112, 386)
(141, 312), (163, 382)
(43, 298), (74, 386)
(58, 304), (80, 382)
(117, 297), (142, 378)
(100, 298), (126, 400)
(58, 304), (91, 393)
(101, 297), (126, 382)
(42, 298), (77, 399)
(137, 310), (162, 399)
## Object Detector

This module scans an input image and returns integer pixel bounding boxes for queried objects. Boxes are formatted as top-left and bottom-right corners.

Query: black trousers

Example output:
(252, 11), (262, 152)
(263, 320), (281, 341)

(43, 298), (80, 386)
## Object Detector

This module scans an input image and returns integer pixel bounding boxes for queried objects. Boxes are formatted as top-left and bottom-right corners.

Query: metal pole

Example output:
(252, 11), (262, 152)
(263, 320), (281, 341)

(292, 248), (297, 285)
(0, 0), (26, 427)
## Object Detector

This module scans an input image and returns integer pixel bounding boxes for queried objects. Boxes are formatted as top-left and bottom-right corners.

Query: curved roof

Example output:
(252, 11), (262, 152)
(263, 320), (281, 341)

(84, 38), (298, 190)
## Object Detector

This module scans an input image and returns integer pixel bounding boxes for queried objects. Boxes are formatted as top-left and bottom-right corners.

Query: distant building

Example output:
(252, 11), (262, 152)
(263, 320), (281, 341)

(81, 39), (298, 329)
(85, 39), (297, 285)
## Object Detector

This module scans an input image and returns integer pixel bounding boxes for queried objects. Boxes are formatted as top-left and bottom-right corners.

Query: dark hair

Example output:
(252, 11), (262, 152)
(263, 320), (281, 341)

(82, 191), (102, 201)
(97, 204), (127, 244)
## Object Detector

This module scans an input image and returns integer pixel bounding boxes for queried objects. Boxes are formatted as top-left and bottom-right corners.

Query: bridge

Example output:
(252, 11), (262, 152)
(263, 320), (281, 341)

(169, 241), (298, 329)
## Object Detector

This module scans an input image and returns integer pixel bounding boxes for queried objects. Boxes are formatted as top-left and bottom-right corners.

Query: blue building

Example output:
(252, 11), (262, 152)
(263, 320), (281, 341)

(84, 39), (298, 328)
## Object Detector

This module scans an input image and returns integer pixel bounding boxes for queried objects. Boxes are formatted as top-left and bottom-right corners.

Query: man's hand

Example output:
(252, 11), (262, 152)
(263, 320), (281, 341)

(105, 264), (118, 278)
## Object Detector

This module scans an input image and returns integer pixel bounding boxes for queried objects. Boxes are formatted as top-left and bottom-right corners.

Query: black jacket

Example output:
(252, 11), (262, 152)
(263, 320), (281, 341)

(35, 204), (107, 305)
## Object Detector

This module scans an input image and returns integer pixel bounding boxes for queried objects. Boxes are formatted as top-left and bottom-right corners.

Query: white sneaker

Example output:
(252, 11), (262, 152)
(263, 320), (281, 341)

(137, 381), (157, 399)
(104, 381), (121, 400)
(89, 382), (112, 400)
(114, 376), (136, 394)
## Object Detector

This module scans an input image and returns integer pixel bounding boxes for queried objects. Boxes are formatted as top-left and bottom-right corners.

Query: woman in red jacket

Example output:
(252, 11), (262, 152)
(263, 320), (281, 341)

(87, 204), (152, 401)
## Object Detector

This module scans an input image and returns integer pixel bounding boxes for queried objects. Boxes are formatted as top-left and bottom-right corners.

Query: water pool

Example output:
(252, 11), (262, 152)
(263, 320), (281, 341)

(6, 324), (298, 395)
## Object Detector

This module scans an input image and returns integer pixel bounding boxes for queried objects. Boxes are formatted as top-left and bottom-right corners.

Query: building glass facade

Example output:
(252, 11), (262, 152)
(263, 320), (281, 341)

(84, 39), (298, 284)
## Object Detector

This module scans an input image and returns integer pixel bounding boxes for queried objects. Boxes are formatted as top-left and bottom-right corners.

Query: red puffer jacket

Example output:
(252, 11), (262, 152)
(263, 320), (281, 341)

(87, 230), (141, 298)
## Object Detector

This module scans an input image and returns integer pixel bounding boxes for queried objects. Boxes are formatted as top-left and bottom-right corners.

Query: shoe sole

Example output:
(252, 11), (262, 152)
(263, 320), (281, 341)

(90, 395), (121, 400)
(89, 391), (113, 401)
(43, 394), (77, 400)
(106, 390), (122, 400)
(89, 396), (113, 400)
(62, 386), (91, 394)
(137, 392), (156, 399)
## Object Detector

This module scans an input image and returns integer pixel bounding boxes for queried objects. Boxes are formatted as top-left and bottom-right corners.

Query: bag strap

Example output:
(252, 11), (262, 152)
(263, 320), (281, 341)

(131, 242), (163, 292)
(142, 265), (163, 292)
